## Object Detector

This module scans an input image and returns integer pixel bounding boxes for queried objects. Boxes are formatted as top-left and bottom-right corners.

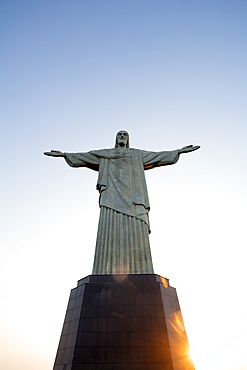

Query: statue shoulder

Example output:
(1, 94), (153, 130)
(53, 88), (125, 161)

(89, 148), (114, 156)
(129, 148), (143, 154)
(130, 148), (151, 156)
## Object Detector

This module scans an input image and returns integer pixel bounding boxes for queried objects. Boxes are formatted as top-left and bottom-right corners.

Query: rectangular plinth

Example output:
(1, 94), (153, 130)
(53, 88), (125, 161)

(53, 274), (195, 370)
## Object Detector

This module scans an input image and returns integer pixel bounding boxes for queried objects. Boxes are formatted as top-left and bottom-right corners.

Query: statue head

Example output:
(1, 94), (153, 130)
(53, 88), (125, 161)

(115, 130), (130, 148)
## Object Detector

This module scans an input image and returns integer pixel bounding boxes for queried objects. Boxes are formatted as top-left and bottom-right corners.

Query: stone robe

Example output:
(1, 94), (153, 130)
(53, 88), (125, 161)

(64, 148), (179, 274)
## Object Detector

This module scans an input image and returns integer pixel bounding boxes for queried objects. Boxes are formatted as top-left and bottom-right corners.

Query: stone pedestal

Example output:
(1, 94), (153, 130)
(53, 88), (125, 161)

(53, 274), (195, 370)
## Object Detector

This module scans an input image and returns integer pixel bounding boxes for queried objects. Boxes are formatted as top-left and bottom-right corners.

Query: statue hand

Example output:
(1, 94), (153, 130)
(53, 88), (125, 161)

(179, 145), (200, 154)
(44, 150), (65, 157)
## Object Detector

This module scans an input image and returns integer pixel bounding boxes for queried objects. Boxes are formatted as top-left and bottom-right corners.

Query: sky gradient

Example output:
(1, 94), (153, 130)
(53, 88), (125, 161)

(1, 1), (247, 369)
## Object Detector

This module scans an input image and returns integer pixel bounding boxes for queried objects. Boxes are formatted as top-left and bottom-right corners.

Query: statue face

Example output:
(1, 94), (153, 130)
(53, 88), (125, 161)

(116, 131), (129, 147)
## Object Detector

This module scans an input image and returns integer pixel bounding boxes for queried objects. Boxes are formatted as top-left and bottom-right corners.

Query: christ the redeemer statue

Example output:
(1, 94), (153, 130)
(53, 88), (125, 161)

(44, 131), (199, 275)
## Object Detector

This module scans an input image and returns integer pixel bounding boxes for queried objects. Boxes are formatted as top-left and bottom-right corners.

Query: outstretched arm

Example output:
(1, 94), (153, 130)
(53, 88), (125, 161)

(143, 145), (200, 170)
(44, 150), (65, 157)
(178, 145), (200, 154)
(44, 150), (100, 171)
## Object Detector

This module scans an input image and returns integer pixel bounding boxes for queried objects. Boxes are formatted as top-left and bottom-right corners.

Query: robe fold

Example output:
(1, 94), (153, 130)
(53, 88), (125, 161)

(64, 148), (179, 274)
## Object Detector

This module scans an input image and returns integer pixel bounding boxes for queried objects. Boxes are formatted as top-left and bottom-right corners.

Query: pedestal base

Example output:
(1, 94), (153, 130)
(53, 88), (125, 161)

(53, 274), (195, 370)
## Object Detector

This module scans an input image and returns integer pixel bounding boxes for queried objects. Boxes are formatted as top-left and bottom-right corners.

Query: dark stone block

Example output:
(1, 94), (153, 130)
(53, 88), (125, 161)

(126, 293), (137, 305)
(107, 317), (123, 332)
(93, 317), (108, 331)
(72, 347), (90, 362)
(154, 345), (173, 362)
(140, 317), (153, 331)
(138, 346), (156, 362)
(90, 347), (106, 363)
(122, 347), (139, 362)
(105, 346), (122, 362)
(129, 331), (145, 346)
(113, 331), (129, 346)
(53, 274), (195, 370)
(78, 318), (93, 331)
(148, 292), (163, 304)
(81, 332), (98, 347)
(96, 365), (114, 370)
(151, 317), (167, 332)
(85, 305), (100, 317)
(136, 292), (150, 304)
(130, 364), (148, 370)
(156, 304), (165, 317)
(146, 364), (174, 370)
(144, 331), (166, 346)
(73, 365), (96, 370)
(99, 305), (109, 317)
(127, 304), (142, 317)
(123, 317), (137, 332)
(142, 304), (157, 317)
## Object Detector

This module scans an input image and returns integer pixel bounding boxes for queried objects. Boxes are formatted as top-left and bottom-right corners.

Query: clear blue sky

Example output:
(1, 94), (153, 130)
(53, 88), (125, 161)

(1, 1), (247, 369)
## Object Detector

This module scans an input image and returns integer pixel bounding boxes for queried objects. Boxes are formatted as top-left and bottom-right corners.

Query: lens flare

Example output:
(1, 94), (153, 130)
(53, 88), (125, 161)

(169, 310), (185, 335)
(113, 263), (128, 281)
(160, 276), (169, 288)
